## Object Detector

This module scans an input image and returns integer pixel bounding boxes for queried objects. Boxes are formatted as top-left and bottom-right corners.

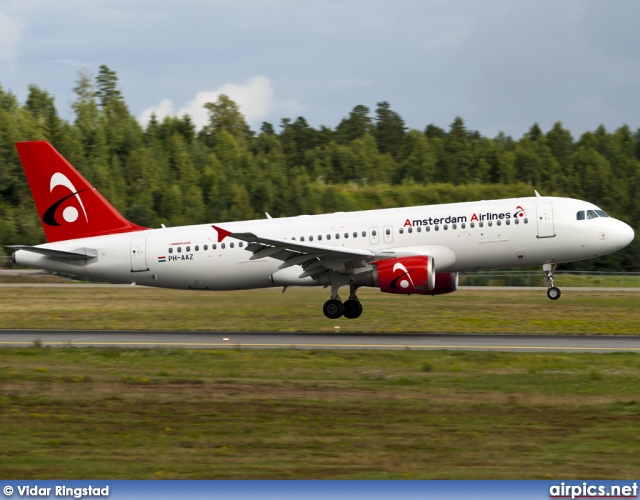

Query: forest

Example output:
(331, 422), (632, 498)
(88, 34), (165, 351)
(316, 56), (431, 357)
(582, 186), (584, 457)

(0, 65), (638, 271)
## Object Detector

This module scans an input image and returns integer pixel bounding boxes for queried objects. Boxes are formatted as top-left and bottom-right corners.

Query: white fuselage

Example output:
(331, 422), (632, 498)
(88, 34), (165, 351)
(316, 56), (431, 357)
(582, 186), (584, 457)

(13, 196), (635, 291)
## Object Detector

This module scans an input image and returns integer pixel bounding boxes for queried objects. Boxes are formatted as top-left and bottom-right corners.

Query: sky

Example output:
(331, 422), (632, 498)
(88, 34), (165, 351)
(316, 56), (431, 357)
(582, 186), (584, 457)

(1, 0), (640, 138)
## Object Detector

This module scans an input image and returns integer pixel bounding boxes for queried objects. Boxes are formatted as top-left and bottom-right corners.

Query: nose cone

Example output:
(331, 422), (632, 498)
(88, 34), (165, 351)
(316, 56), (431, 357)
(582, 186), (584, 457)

(618, 222), (635, 249)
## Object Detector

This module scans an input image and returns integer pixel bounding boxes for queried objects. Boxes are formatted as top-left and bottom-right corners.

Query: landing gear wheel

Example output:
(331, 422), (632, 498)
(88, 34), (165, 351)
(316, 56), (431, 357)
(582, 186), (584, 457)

(543, 264), (561, 301)
(343, 299), (363, 319)
(547, 287), (561, 300)
(323, 299), (344, 319)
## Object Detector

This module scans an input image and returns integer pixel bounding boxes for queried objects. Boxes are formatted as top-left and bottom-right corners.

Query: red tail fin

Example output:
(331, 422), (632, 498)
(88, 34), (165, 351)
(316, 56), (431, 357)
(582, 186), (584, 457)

(15, 141), (147, 242)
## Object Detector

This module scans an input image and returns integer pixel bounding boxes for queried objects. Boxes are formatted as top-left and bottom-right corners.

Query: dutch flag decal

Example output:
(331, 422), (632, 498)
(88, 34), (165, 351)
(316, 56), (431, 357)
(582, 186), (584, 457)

(158, 256), (166, 263)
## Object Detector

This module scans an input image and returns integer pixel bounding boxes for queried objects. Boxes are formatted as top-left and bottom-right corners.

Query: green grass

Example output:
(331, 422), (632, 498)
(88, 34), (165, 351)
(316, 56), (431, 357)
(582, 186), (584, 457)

(0, 347), (639, 478)
(459, 272), (640, 288)
(0, 287), (638, 334)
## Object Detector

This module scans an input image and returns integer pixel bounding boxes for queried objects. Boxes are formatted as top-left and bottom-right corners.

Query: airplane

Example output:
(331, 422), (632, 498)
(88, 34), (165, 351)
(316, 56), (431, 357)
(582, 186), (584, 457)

(8, 140), (635, 319)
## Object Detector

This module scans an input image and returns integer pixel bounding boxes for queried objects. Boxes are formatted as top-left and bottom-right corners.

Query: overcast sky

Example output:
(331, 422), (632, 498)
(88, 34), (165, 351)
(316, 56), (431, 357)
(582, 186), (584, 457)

(2, 0), (640, 138)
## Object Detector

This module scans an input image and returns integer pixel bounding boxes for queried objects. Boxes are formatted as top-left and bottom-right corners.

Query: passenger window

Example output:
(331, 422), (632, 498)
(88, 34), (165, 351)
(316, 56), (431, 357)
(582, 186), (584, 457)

(204, 245), (208, 250)
(479, 222), (484, 228)
(470, 222), (475, 228)
(372, 230), (377, 236)
(362, 231), (366, 237)
(353, 232), (357, 238)
(461, 223), (466, 229)
(576, 211), (585, 221)
(301, 236), (305, 241)
(452, 224), (457, 230)
(524, 218), (528, 224)
(426, 226), (430, 232)
(177, 247), (182, 253)
(318, 235), (322, 241)
(186, 246), (191, 252)
(515, 219), (519, 225)
(408, 227), (412, 234)
(168, 247), (173, 254)
(195, 245), (199, 251)
(444, 224), (448, 230)
(487, 222), (492, 227)
(385, 229), (391, 235)
(212, 244), (217, 250)
(435, 225), (439, 231)
(326, 235), (331, 240)
(496, 220), (501, 226)
(399, 228), (404, 234)
(309, 236), (313, 241)
(230, 242), (234, 248)
(335, 233), (340, 239)
(505, 220), (510, 225)
(221, 243), (225, 249)
(417, 226), (422, 232)
(587, 210), (598, 220)
(344, 233), (348, 238)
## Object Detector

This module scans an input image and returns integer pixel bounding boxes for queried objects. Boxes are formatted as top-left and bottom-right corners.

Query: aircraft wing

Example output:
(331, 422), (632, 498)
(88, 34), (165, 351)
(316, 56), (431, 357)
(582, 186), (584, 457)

(213, 225), (456, 279)
(226, 230), (375, 279)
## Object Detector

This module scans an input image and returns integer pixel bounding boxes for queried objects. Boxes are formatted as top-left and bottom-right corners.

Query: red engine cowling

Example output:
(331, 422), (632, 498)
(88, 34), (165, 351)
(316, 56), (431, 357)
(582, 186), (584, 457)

(431, 272), (459, 295)
(373, 256), (435, 294)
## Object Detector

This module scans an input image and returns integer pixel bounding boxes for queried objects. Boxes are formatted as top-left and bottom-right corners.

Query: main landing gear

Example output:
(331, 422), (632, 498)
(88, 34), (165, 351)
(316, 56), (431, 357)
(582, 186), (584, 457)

(543, 263), (561, 300)
(323, 282), (363, 319)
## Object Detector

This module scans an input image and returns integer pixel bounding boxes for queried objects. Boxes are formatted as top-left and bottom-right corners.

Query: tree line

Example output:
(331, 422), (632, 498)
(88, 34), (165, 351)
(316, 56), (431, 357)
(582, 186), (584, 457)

(0, 65), (638, 271)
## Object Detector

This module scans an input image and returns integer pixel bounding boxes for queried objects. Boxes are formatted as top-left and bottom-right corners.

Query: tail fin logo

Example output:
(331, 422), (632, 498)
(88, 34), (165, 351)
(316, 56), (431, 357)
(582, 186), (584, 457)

(42, 173), (89, 227)
(390, 262), (415, 290)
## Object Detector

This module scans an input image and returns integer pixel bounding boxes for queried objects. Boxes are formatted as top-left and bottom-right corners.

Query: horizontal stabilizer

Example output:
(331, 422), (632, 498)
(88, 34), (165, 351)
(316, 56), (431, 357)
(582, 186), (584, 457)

(7, 245), (98, 260)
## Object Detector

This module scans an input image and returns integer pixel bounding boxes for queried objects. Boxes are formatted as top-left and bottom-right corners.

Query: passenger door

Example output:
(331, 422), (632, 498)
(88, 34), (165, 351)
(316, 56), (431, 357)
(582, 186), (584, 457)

(536, 204), (556, 238)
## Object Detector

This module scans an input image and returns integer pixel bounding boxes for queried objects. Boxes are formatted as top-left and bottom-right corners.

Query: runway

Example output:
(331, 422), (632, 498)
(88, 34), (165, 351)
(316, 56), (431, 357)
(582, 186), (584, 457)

(0, 330), (639, 352)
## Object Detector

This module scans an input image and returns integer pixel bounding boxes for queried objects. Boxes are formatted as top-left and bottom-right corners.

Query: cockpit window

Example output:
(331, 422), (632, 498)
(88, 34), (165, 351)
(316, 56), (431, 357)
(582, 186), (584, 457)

(578, 209), (609, 220)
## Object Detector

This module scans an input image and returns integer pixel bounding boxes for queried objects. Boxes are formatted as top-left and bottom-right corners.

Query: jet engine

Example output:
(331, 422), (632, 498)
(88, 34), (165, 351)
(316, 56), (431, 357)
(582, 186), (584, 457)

(373, 256), (435, 294)
(372, 256), (458, 295)
(430, 272), (459, 295)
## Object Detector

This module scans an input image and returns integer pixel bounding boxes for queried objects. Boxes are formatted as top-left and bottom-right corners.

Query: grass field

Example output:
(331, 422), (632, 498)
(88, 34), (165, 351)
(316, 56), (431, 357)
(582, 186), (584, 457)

(0, 286), (638, 334)
(1, 285), (637, 478)
(0, 347), (639, 479)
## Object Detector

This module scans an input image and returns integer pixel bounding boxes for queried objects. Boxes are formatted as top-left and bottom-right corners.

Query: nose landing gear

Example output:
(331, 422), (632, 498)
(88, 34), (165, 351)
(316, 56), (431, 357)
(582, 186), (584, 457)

(543, 263), (561, 300)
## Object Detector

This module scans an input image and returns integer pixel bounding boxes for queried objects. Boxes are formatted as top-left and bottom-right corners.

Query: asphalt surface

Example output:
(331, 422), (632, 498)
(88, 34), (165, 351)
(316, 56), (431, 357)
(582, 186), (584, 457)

(0, 330), (638, 352)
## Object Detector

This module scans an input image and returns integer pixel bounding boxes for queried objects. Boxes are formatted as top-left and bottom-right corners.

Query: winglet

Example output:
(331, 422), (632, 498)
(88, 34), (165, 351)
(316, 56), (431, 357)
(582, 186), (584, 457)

(534, 190), (542, 197)
(212, 225), (233, 242)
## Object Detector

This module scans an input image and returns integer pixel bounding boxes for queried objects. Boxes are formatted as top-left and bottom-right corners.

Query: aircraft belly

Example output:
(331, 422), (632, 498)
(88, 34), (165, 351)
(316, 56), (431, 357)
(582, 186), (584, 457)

(476, 240), (513, 268)
(235, 260), (274, 289)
